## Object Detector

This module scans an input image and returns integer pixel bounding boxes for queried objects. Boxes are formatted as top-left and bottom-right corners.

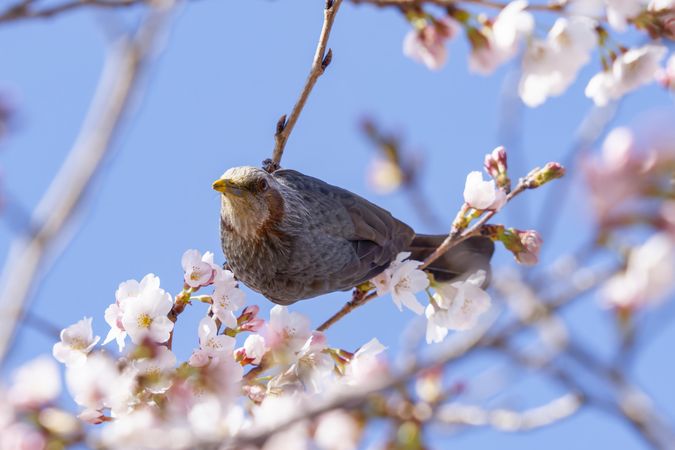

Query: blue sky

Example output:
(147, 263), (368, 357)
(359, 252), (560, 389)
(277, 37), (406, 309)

(1, 0), (674, 448)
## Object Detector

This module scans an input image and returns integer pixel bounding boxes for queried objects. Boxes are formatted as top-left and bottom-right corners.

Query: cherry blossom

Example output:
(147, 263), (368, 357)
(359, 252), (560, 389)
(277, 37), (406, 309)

(291, 332), (335, 393)
(516, 230), (543, 265)
(586, 44), (667, 106)
(315, 410), (361, 450)
(343, 338), (387, 386)
(426, 271), (492, 343)
(132, 346), (177, 394)
(519, 17), (597, 107)
(65, 353), (127, 420)
(403, 17), (460, 70)
(9, 356), (61, 409)
(103, 273), (161, 351)
(181, 249), (218, 288)
(463, 171), (506, 210)
(371, 252), (429, 314)
(569, 0), (647, 31)
(239, 333), (267, 365)
(189, 316), (235, 367)
(602, 233), (675, 310)
(187, 397), (245, 443)
(469, 0), (534, 75)
(367, 158), (404, 194)
(210, 268), (245, 329)
(52, 317), (100, 367)
(263, 305), (312, 353)
(120, 282), (174, 345)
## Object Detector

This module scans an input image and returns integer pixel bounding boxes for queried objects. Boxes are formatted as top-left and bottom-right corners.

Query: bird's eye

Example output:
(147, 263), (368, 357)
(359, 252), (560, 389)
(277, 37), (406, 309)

(258, 179), (269, 192)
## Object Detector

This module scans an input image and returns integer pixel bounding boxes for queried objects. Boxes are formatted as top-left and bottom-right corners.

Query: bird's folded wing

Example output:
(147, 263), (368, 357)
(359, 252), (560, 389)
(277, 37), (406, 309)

(274, 169), (414, 287)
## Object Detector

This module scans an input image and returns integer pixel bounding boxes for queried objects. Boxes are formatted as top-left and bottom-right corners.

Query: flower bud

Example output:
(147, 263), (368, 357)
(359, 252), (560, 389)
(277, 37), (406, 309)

(484, 146), (511, 192)
(238, 305), (260, 324)
(527, 162), (565, 188)
(240, 318), (264, 332)
(515, 229), (543, 265)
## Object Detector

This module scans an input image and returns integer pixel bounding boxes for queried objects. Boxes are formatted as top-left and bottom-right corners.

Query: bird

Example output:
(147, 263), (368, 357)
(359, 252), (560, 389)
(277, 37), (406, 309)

(213, 166), (494, 305)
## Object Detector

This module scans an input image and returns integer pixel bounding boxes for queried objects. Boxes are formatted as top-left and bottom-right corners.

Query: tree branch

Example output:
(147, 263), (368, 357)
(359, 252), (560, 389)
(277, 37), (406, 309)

(268, 0), (343, 170)
(0, 0), (146, 24)
(0, 2), (177, 365)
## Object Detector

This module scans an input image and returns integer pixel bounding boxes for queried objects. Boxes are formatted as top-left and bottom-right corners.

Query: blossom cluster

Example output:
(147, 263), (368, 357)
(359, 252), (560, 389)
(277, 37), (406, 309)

(582, 124), (675, 312)
(10, 146), (567, 448)
(402, 0), (675, 107)
(38, 248), (398, 449)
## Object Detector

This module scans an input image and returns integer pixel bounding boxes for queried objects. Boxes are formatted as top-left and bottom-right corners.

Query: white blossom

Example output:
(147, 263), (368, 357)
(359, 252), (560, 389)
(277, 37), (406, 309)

(426, 271), (492, 343)
(182, 249), (217, 288)
(103, 274), (161, 351)
(389, 258), (429, 314)
(241, 333), (267, 365)
(367, 158), (404, 194)
(343, 338), (387, 386)
(210, 268), (245, 329)
(188, 397), (245, 442)
(292, 332), (335, 393)
(121, 282), (174, 345)
(132, 346), (177, 394)
(65, 353), (128, 418)
(519, 17), (598, 107)
(586, 44), (667, 106)
(371, 253), (429, 314)
(9, 356), (60, 409)
(469, 0), (534, 74)
(315, 410), (361, 450)
(53, 317), (100, 367)
(463, 171), (506, 210)
(264, 305), (312, 353)
(569, 0), (647, 31)
(189, 316), (235, 367)
(603, 233), (675, 309)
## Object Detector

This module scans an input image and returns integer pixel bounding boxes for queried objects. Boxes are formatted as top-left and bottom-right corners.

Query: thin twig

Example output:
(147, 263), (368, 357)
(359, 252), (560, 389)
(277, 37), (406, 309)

(269, 0), (343, 169)
(0, 2), (177, 365)
(420, 180), (531, 271)
(317, 289), (376, 332)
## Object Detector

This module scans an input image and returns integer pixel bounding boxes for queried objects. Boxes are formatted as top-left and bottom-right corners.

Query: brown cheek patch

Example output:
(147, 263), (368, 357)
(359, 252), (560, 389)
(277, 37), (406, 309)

(257, 189), (286, 238)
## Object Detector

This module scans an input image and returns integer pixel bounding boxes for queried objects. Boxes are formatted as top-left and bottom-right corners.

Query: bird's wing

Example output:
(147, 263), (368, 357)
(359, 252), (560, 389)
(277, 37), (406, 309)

(274, 169), (414, 288)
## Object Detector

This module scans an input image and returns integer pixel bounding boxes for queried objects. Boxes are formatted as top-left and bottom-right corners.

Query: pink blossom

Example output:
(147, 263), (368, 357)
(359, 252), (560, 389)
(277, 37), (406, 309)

(516, 230), (543, 265)
(586, 44), (667, 106)
(602, 233), (675, 310)
(403, 18), (460, 70)
(182, 249), (218, 288)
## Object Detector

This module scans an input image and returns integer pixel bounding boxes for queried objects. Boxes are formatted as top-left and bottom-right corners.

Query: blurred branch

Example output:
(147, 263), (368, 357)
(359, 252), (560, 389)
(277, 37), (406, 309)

(0, 2), (177, 365)
(535, 104), (619, 248)
(0, 0), (146, 24)
(236, 265), (606, 447)
(435, 393), (583, 432)
(267, 0), (342, 171)
(350, 0), (562, 11)
(360, 117), (443, 230)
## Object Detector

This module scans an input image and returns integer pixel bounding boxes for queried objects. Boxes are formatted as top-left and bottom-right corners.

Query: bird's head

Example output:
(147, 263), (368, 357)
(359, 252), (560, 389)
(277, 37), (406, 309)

(213, 166), (284, 238)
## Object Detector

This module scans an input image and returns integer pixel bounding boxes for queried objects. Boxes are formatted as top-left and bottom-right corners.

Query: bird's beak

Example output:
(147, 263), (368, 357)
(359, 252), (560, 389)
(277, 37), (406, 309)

(212, 178), (245, 197)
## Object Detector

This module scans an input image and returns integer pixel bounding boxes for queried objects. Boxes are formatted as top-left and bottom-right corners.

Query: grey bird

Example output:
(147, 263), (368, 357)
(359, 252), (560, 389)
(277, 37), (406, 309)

(213, 166), (494, 305)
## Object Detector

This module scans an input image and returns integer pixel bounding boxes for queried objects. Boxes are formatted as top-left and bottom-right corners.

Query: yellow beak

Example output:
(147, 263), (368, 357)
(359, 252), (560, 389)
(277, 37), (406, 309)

(212, 178), (245, 197)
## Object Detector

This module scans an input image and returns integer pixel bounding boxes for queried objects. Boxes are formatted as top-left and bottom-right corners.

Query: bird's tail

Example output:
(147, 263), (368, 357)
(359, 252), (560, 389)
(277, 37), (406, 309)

(407, 235), (495, 287)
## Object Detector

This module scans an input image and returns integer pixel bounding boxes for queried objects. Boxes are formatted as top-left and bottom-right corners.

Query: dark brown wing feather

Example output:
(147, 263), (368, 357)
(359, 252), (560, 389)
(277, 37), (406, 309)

(273, 169), (415, 293)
